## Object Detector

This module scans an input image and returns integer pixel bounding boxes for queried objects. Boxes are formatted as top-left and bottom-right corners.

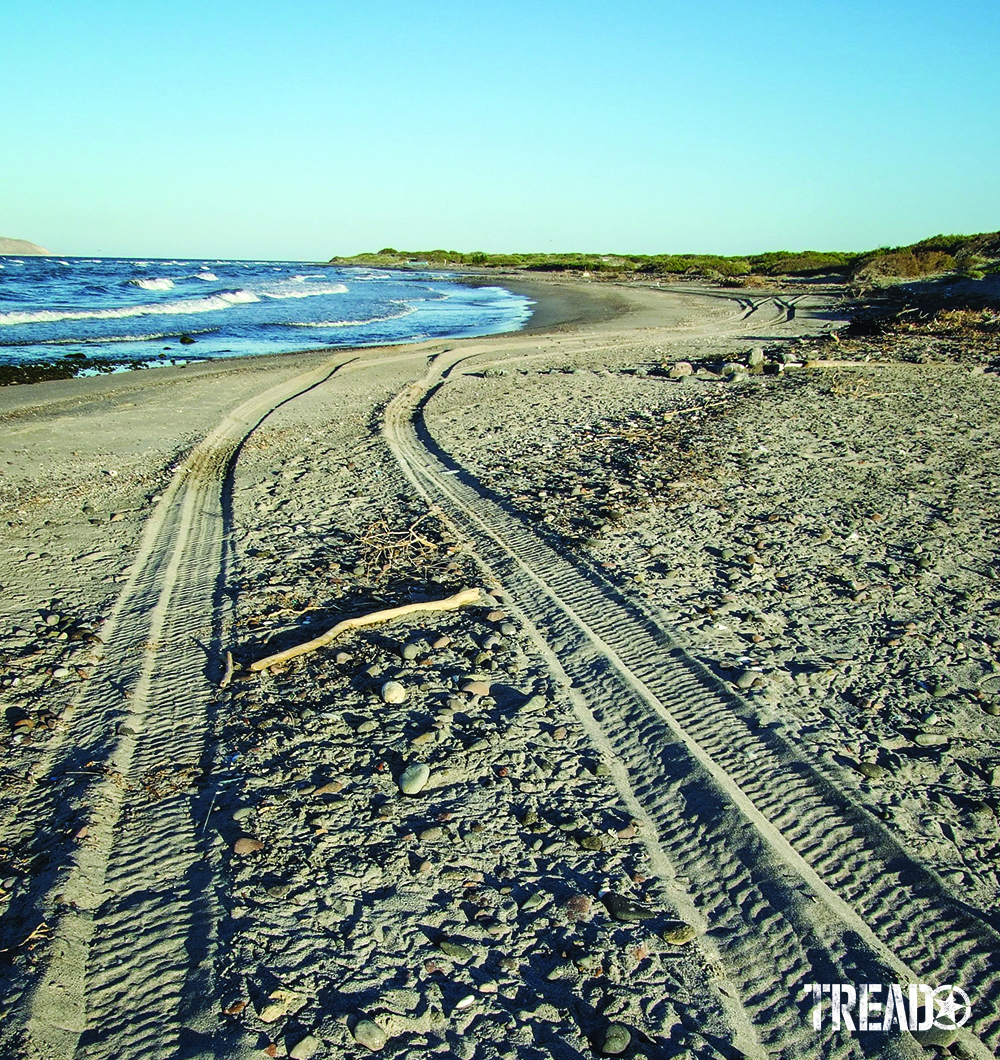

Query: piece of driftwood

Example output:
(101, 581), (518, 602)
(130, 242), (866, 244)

(249, 587), (486, 672)
(219, 650), (235, 689)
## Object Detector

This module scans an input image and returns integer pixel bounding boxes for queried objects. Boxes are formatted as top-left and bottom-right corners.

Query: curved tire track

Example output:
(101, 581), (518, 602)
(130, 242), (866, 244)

(5, 357), (354, 1060)
(384, 352), (999, 1060)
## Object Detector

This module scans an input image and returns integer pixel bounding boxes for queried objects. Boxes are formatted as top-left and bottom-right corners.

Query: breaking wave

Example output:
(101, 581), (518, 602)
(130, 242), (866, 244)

(129, 277), (175, 291)
(0, 289), (259, 326)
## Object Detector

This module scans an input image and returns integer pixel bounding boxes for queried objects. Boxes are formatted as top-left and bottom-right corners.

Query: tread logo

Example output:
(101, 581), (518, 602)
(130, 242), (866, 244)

(802, 983), (971, 1032)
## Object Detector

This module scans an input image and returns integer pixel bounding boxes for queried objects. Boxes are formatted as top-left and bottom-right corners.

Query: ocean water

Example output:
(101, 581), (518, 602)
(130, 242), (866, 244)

(0, 257), (533, 371)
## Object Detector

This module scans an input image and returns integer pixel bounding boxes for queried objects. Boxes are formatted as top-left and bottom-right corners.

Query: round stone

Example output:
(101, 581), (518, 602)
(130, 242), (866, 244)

(735, 669), (758, 690)
(599, 1023), (631, 1055)
(380, 680), (407, 704)
(662, 921), (698, 945)
(399, 763), (430, 795)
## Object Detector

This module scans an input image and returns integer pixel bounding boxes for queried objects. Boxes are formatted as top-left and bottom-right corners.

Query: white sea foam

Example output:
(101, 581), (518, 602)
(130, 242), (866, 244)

(130, 277), (175, 291)
(0, 289), (259, 326)
(28, 330), (187, 345)
(289, 306), (415, 328)
(256, 281), (348, 299)
(194, 272), (218, 281)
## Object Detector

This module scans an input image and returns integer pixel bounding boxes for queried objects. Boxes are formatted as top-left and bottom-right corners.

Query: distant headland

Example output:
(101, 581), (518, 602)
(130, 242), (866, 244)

(0, 236), (51, 256)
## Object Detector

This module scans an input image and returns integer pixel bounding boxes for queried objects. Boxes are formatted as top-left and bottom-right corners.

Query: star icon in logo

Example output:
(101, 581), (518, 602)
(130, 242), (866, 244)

(931, 986), (971, 1030)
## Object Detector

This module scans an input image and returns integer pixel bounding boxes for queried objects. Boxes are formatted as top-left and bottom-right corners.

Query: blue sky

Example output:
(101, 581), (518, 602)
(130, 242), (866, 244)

(3, 0), (997, 259)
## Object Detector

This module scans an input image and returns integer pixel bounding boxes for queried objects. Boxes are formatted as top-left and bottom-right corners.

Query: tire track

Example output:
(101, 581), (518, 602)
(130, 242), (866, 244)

(6, 356), (355, 1060)
(383, 353), (999, 1059)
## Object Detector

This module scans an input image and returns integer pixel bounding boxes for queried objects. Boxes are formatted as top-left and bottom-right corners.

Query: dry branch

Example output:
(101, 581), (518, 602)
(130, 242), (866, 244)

(219, 650), (234, 689)
(249, 587), (486, 672)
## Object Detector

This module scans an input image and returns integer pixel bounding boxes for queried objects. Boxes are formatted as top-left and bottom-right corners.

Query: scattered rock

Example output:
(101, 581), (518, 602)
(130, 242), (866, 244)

(598, 1023), (631, 1055)
(232, 837), (263, 855)
(288, 1033), (321, 1059)
(380, 680), (407, 704)
(437, 939), (473, 960)
(564, 894), (592, 922)
(601, 891), (653, 922)
(352, 1019), (387, 1051)
(661, 921), (698, 945)
(398, 763), (430, 795)
(735, 669), (758, 690)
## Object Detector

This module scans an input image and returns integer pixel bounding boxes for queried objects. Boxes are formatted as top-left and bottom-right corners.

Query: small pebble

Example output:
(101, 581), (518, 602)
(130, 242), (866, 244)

(735, 669), (758, 690)
(352, 1019), (387, 1052)
(313, 780), (344, 796)
(662, 921), (698, 945)
(399, 763), (430, 795)
(564, 894), (592, 921)
(288, 1034), (321, 1059)
(601, 892), (653, 922)
(381, 680), (407, 704)
(232, 837), (263, 855)
(437, 939), (473, 960)
(599, 1023), (631, 1055)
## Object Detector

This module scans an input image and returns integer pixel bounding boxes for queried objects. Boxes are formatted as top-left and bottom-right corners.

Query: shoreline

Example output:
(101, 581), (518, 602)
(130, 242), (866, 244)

(0, 275), (679, 413)
(0, 267), (631, 392)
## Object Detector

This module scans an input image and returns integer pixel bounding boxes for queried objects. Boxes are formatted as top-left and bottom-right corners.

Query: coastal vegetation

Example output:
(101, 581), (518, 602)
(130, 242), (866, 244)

(331, 230), (1000, 283)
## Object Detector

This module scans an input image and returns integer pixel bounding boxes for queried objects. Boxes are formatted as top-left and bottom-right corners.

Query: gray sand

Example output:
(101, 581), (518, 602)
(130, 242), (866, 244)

(0, 279), (997, 1060)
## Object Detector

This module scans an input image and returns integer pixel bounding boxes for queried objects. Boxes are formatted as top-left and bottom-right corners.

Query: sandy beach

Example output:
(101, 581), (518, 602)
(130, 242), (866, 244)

(1, 275), (998, 1060)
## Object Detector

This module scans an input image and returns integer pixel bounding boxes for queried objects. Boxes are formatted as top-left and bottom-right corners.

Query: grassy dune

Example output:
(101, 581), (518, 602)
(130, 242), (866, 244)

(332, 230), (1000, 283)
